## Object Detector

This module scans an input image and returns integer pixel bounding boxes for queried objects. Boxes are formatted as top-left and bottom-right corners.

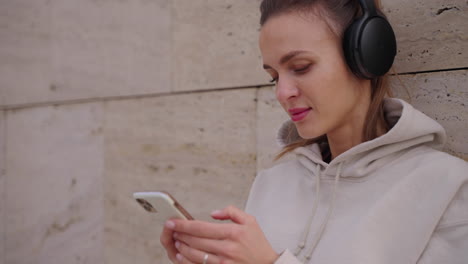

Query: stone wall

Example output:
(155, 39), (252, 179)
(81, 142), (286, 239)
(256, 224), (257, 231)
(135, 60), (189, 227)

(0, 0), (466, 263)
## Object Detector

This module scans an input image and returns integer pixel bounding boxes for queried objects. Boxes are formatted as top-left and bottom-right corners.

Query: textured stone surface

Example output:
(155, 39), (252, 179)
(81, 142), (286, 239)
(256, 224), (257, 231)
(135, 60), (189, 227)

(1, 1), (466, 264)
(382, 0), (467, 73)
(0, 112), (5, 264)
(1, 0), (465, 104)
(171, 0), (467, 92)
(0, 0), (171, 107)
(172, 0), (266, 92)
(391, 70), (468, 160)
(4, 104), (104, 264)
(102, 89), (257, 264)
(256, 86), (290, 171)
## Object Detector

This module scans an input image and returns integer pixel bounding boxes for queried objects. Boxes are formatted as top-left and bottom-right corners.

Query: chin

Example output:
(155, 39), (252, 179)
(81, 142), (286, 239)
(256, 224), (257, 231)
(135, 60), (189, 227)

(296, 124), (324, 140)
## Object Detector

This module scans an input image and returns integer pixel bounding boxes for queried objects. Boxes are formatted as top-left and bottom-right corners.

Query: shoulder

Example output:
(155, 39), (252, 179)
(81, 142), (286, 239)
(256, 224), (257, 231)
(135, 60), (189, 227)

(397, 147), (468, 201)
(436, 157), (468, 228)
(244, 158), (310, 213)
(405, 147), (468, 227)
(250, 159), (305, 191)
(438, 180), (468, 229)
(398, 146), (468, 176)
(260, 158), (307, 178)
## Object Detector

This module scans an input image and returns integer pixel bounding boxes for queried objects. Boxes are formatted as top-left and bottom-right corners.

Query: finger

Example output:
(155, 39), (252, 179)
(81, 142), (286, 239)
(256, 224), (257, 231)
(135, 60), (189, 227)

(166, 219), (232, 239)
(211, 206), (249, 225)
(175, 240), (221, 264)
(175, 252), (195, 264)
(173, 232), (228, 256)
(161, 225), (178, 262)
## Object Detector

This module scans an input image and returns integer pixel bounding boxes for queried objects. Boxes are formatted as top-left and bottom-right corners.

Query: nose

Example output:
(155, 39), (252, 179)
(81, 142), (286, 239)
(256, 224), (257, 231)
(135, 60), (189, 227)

(275, 76), (300, 104)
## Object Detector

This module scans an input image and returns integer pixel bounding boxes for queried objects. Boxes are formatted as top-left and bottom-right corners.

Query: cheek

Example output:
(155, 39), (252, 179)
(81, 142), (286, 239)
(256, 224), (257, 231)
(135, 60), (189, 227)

(322, 84), (359, 117)
(321, 85), (364, 134)
(306, 72), (358, 123)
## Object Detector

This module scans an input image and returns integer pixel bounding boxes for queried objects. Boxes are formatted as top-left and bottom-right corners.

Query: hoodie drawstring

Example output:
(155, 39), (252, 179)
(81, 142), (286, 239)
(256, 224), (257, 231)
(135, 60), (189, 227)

(294, 161), (322, 256)
(295, 160), (344, 262)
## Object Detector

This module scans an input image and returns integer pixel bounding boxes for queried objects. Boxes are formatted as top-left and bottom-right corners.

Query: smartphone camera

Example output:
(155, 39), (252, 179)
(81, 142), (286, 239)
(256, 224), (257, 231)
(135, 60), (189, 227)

(136, 198), (157, 213)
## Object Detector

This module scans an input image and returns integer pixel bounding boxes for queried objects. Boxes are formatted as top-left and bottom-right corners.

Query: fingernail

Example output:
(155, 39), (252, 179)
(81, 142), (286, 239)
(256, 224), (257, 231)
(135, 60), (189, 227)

(165, 220), (175, 229)
(176, 253), (183, 261)
(211, 210), (222, 215)
(175, 240), (180, 249)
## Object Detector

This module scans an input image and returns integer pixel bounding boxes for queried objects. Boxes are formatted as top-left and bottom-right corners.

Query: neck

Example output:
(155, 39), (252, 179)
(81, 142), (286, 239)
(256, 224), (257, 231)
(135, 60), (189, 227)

(327, 125), (365, 160)
(327, 85), (372, 160)
(327, 103), (388, 160)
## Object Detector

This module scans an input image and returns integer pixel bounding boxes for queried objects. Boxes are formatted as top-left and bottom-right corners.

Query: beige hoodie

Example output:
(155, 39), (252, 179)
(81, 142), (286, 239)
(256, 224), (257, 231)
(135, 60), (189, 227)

(245, 98), (468, 264)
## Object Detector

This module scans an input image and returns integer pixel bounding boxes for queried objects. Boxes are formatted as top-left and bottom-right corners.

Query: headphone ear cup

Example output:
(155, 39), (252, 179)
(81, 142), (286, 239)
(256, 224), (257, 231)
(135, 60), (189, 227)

(343, 0), (397, 79)
(357, 17), (397, 78)
(343, 21), (362, 78)
(343, 16), (397, 79)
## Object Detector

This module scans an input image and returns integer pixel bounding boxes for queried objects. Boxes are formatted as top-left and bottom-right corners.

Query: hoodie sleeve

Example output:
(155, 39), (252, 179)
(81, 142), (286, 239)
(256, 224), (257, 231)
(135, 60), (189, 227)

(244, 170), (304, 264)
(416, 222), (468, 264)
(274, 249), (304, 264)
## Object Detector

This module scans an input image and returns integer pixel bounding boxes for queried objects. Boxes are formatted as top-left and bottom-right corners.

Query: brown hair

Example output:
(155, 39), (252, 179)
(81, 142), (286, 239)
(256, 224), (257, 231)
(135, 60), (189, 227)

(259, 0), (393, 161)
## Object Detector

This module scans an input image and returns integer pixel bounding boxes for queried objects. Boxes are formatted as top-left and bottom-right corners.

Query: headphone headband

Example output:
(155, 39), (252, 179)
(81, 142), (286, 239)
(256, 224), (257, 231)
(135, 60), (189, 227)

(358, 0), (377, 15)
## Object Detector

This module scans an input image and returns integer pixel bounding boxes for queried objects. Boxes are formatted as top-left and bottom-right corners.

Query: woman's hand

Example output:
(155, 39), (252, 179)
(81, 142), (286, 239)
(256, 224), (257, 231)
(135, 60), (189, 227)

(160, 217), (179, 263)
(165, 206), (279, 264)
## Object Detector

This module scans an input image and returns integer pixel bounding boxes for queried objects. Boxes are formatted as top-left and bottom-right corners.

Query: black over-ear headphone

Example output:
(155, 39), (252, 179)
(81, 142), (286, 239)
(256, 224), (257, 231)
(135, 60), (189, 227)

(343, 0), (397, 79)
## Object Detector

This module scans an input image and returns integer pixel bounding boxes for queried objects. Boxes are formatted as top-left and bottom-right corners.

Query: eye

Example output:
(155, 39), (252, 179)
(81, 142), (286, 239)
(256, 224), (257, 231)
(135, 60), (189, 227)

(293, 64), (311, 73)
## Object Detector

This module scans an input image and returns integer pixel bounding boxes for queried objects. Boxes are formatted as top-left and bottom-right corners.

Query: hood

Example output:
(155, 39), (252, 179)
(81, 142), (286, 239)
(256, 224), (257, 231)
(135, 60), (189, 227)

(276, 98), (447, 178)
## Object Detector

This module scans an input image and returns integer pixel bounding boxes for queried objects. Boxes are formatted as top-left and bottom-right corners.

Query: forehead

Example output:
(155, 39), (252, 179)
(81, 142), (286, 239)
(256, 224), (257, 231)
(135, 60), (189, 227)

(259, 12), (338, 61)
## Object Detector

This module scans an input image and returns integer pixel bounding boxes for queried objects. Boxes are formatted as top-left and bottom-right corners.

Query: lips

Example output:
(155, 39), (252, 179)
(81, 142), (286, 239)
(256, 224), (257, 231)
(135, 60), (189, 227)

(288, 107), (312, 122)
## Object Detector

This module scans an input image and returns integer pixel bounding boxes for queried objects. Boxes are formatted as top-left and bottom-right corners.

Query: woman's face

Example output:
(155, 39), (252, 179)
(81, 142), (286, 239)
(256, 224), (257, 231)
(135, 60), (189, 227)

(259, 11), (370, 139)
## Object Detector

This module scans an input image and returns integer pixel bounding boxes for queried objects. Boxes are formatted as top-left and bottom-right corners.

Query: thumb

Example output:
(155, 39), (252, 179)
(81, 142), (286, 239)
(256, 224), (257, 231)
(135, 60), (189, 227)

(211, 206), (248, 225)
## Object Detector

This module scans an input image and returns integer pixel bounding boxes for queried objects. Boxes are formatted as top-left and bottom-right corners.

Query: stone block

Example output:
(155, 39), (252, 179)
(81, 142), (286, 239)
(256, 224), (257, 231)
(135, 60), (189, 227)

(256, 86), (290, 171)
(0, 0), (171, 107)
(0, 0), (52, 106)
(382, 0), (467, 72)
(4, 103), (104, 264)
(0, 112), (4, 264)
(171, 0), (467, 93)
(172, 0), (266, 92)
(391, 70), (468, 160)
(102, 89), (257, 264)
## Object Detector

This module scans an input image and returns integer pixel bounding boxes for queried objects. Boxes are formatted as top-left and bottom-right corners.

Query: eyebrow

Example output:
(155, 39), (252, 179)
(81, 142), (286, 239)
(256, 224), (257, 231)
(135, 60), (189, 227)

(263, 50), (308, 70)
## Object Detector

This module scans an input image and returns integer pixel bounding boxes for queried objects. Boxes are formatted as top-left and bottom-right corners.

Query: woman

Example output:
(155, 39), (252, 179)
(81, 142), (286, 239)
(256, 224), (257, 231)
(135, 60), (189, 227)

(161, 0), (468, 263)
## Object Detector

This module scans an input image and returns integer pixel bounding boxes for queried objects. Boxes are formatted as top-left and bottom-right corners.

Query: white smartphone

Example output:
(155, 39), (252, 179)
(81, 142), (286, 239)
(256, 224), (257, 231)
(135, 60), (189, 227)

(133, 191), (194, 220)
